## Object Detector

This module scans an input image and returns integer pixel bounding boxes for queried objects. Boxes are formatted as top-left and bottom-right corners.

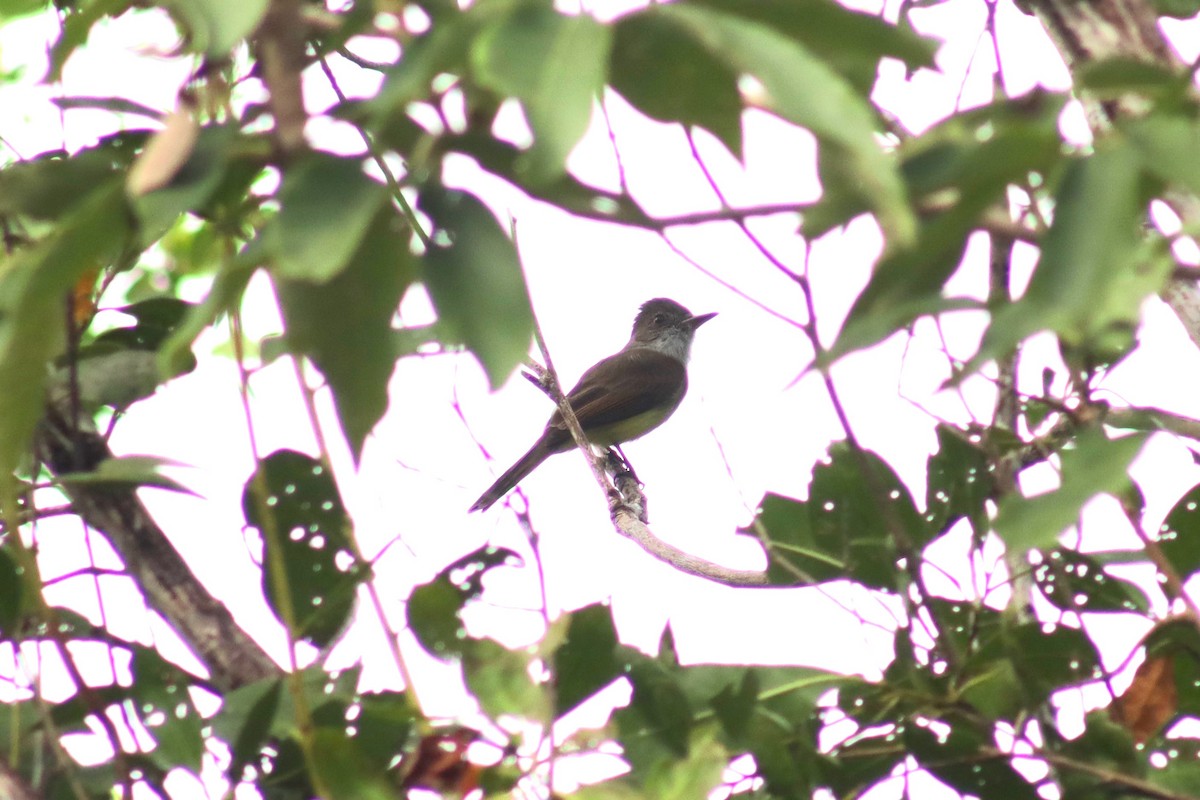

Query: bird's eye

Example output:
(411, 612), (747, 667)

(654, 314), (667, 324)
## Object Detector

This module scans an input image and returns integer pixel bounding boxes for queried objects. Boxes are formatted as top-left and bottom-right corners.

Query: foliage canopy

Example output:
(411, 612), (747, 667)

(2, 0), (1200, 798)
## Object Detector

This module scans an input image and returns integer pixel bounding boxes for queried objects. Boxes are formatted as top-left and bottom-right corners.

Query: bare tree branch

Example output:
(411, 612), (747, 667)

(34, 402), (278, 693)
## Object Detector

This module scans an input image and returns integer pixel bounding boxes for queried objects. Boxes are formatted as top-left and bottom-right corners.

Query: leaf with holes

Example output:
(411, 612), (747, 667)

(754, 443), (927, 589)
(926, 425), (991, 537)
(1033, 549), (1150, 614)
(242, 449), (364, 646)
(1155, 482), (1200, 577)
(407, 545), (521, 659)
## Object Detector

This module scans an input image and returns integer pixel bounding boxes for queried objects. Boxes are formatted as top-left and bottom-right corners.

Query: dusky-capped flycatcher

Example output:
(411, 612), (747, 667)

(469, 298), (716, 512)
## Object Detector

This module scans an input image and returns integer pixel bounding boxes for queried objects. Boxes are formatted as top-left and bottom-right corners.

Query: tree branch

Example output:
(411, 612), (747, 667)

(519, 364), (771, 587)
(1026, 0), (1200, 351)
(34, 402), (278, 693)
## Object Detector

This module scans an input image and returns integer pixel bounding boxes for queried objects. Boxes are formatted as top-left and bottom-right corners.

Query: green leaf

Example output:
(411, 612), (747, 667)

(48, 0), (135, 81)
(0, 547), (24, 635)
(692, 0), (937, 93)
(622, 660), (693, 759)
(756, 444), (926, 590)
(1156, 482), (1200, 577)
(1057, 711), (1140, 791)
(57, 455), (197, 495)
(1033, 548), (1151, 614)
(215, 678), (283, 783)
(369, 17), (475, 126)
(0, 0), (47, 19)
(351, 691), (416, 771)
(434, 130), (645, 224)
(926, 425), (992, 537)
(1126, 114), (1200, 200)
(167, 0), (270, 56)
(463, 637), (550, 722)
(641, 726), (728, 800)
(610, 11), (742, 157)
(573, 782), (650, 800)
(1078, 58), (1187, 98)
(0, 180), (129, 474)
(975, 145), (1159, 369)
(406, 546), (520, 659)
(308, 727), (396, 800)
(471, 3), (611, 182)
(277, 207), (415, 458)
(830, 95), (1066, 360)
(905, 723), (1037, 798)
(1151, 0), (1200, 18)
(994, 429), (1148, 551)
(1147, 739), (1200, 792)
(158, 242), (258, 379)
(270, 152), (391, 283)
(131, 125), (237, 243)
(651, 3), (915, 248)
(242, 449), (364, 647)
(553, 603), (625, 716)
(418, 185), (534, 387)
(132, 649), (205, 772)
(1007, 621), (1101, 706)
(0, 134), (141, 220)
(679, 664), (841, 749)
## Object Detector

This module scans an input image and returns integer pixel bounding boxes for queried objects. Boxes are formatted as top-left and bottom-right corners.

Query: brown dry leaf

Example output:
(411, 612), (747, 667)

(398, 727), (481, 795)
(1112, 654), (1177, 743)
(71, 267), (100, 330)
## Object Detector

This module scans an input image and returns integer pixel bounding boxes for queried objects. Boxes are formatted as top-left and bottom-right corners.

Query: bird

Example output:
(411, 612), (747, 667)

(469, 298), (716, 512)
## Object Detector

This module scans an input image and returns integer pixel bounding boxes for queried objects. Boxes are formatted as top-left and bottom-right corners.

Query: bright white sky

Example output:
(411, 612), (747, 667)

(4, 1), (1200, 797)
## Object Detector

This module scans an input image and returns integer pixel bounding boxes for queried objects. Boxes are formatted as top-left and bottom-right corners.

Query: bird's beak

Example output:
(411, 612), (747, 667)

(687, 312), (717, 329)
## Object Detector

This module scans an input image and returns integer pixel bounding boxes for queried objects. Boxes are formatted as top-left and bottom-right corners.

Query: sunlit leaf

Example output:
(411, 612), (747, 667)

(167, 0), (270, 56)
(471, 4), (610, 181)
(0, 181), (129, 474)
(270, 152), (390, 283)
(610, 11), (742, 157)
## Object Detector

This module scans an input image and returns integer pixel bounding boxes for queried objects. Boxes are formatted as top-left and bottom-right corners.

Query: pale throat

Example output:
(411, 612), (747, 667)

(628, 329), (693, 363)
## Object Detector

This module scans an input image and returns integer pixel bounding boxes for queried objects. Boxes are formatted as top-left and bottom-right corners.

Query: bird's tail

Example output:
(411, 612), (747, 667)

(469, 441), (553, 512)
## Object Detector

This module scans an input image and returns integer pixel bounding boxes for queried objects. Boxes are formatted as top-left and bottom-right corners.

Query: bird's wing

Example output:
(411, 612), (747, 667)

(546, 348), (687, 432)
